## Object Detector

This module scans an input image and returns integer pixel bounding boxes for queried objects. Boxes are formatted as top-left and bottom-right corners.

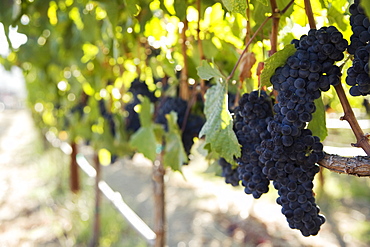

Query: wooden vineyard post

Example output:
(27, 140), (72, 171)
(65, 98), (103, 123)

(89, 153), (101, 247)
(70, 141), (80, 193)
(153, 156), (166, 247)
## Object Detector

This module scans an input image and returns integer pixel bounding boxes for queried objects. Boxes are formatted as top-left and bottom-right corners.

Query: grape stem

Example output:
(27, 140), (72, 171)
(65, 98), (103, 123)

(304, 0), (370, 156)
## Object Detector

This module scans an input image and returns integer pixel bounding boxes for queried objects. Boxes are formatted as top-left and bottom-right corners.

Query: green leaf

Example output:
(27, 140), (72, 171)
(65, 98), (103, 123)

(174, 0), (187, 20)
(123, 0), (139, 16)
(221, 0), (247, 17)
(260, 44), (296, 87)
(98, 1), (119, 28)
(163, 112), (188, 171)
(360, 1), (370, 19)
(199, 80), (241, 165)
(308, 97), (327, 141)
(251, 0), (271, 32)
(137, 96), (153, 128)
(256, 0), (268, 6)
(327, 5), (347, 31)
(129, 126), (158, 161)
(317, 0), (327, 9)
(197, 60), (223, 80)
(129, 96), (159, 162)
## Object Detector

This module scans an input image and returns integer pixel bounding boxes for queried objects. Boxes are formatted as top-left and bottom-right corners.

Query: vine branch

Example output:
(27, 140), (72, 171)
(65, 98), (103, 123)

(303, 0), (316, 29)
(269, 0), (279, 55)
(335, 84), (370, 155)
(180, 18), (190, 100)
(318, 153), (370, 177)
(197, 0), (206, 100)
(153, 156), (166, 247)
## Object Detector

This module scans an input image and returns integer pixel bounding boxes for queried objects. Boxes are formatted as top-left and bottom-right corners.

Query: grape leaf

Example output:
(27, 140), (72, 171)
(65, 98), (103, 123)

(163, 112), (188, 172)
(327, 5), (347, 31)
(197, 60), (223, 80)
(260, 44), (296, 87)
(123, 0), (139, 16)
(221, 0), (247, 17)
(256, 0), (268, 6)
(130, 127), (157, 161)
(308, 97), (327, 141)
(174, 0), (187, 20)
(361, 1), (370, 19)
(129, 96), (158, 161)
(137, 95), (153, 128)
(199, 80), (241, 165)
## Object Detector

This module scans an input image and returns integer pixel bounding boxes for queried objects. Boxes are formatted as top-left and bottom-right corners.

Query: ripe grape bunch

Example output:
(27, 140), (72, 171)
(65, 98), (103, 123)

(262, 26), (348, 236)
(346, 0), (370, 96)
(155, 96), (205, 156)
(224, 26), (348, 237)
(233, 90), (273, 199)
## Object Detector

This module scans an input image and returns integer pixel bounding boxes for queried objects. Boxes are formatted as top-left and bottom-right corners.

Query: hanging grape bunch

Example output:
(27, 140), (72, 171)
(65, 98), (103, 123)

(221, 25), (349, 237)
(346, 0), (370, 96)
(233, 90), (274, 199)
(264, 26), (347, 236)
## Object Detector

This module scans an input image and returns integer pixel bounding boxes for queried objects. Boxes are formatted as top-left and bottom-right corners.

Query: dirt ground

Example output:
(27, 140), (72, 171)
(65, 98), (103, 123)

(0, 110), (66, 246)
(0, 109), (369, 247)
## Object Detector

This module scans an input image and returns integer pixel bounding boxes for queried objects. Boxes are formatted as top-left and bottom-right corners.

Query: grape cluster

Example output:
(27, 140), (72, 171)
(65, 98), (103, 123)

(182, 114), (205, 154)
(218, 158), (240, 187)
(155, 96), (205, 155)
(125, 79), (158, 132)
(348, 0), (370, 54)
(346, 1), (370, 96)
(233, 90), (273, 199)
(129, 78), (157, 102)
(156, 97), (188, 129)
(259, 27), (347, 236)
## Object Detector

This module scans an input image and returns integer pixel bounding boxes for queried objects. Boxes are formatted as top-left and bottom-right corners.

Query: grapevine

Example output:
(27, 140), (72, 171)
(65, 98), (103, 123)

(3, 0), (370, 245)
